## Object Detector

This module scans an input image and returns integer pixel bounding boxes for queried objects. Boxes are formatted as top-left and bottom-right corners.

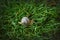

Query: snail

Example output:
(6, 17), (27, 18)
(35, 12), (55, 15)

(18, 14), (33, 26)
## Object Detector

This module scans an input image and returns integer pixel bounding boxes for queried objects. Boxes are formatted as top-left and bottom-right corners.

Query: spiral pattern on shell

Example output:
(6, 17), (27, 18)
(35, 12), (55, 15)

(20, 17), (30, 25)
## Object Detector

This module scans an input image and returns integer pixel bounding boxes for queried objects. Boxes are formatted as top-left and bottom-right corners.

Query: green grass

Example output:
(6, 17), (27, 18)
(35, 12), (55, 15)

(0, 0), (60, 40)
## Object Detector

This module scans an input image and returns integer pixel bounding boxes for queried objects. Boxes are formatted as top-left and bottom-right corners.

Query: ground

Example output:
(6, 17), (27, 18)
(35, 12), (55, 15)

(0, 0), (60, 40)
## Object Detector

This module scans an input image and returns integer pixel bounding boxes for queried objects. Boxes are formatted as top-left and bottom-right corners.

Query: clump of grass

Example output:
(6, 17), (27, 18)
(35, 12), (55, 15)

(0, 0), (60, 40)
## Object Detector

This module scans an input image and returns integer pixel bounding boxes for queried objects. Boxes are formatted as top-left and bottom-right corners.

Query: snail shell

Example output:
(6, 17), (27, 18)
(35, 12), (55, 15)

(19, 17), (30, 26)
